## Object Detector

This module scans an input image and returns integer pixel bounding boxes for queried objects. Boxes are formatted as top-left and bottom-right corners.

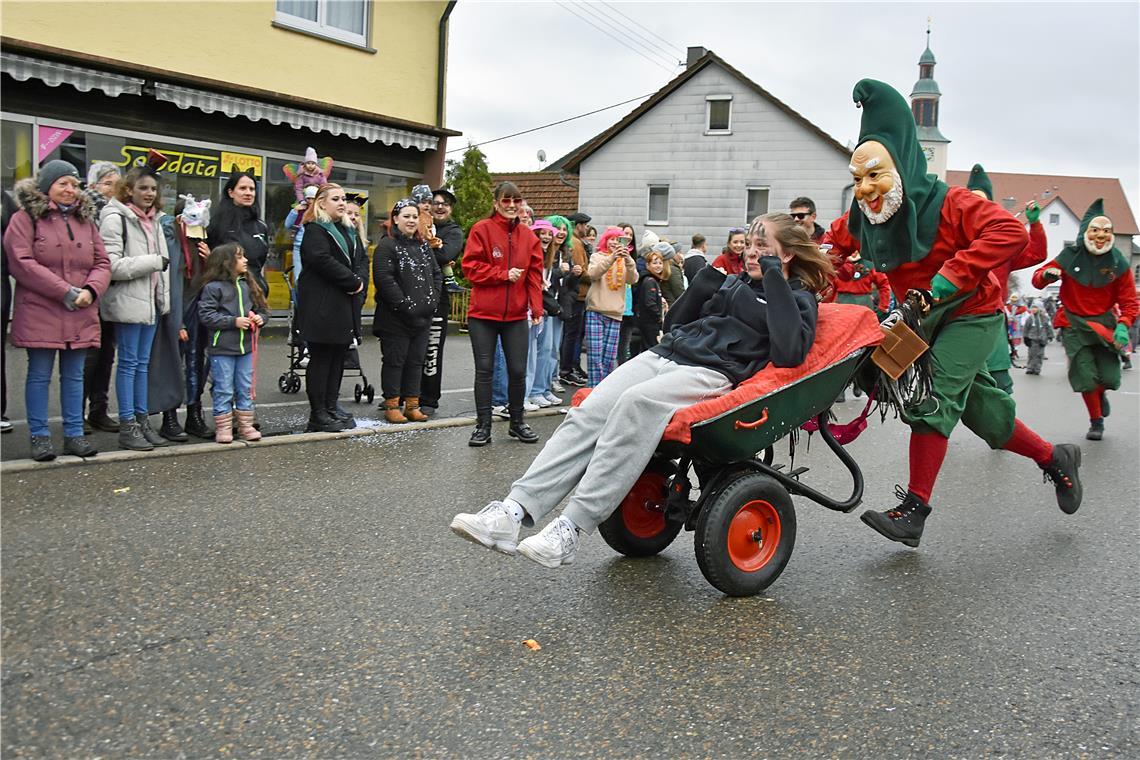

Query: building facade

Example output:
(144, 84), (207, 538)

(1, 0), (459, 307)
(910, 29), (950, 180)
(547, 49), (852, 254)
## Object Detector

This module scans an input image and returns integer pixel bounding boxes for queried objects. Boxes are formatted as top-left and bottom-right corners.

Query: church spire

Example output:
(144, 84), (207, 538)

(910, 19), (950, 178)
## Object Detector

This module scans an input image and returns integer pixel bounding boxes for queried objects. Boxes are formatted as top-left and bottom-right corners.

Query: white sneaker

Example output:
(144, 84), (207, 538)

(517, 516), (580, 568)
(550, 379), (565, 394)
(491, 405), (509, 419)
(450, 501), (519, 555)
(543, 392), (563, 406)
(527, 395), (551, 408)
(523, 399), (540, 412)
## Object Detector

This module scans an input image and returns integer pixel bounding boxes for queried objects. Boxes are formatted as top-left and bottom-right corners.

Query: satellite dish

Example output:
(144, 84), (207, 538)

(537, 149), (547, 163)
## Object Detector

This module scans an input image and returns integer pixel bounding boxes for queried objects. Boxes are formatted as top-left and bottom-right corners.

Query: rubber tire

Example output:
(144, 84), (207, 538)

(598, 458), (683, 557)
(365, 385), (375, 404)
(694, 472), (796, 597)
(287, 374), (302, 394)
(354, 383), (363, 403)
(278, 374), (290, 393)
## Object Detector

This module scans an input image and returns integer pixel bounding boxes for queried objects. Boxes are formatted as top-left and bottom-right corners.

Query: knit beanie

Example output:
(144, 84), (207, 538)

(651, 241), (675, 258)
(966, 163), (993, 201)
(86, 161), (120, 187)
(303, 146), (318, 163)
(641, 229), (660, 251)
(37, 160), (81, 194)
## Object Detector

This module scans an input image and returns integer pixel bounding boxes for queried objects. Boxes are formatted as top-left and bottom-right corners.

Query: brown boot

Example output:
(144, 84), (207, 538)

(214, 412), (234, 444)
(403, 396), (429, 422)
(383, 397), (408, 424)
(235, 409), (262, 441)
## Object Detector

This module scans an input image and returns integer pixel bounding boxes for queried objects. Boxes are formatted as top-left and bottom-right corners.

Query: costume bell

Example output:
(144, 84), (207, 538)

(1031, 199), (1138, 440)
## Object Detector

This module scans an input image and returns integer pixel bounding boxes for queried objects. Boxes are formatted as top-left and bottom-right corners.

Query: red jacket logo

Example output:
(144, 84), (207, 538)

(491, 246), (503, 259)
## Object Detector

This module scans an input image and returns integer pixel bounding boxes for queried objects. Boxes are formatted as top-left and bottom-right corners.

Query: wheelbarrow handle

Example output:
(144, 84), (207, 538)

(734, 408), (769, 430)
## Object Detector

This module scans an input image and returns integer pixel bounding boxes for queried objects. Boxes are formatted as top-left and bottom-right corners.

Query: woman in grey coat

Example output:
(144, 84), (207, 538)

(98, 166), (171, 451)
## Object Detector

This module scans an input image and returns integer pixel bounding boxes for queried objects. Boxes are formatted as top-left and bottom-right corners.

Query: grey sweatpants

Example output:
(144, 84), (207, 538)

(508, 351), (732, 533)
(1026, 339), (1047, 373)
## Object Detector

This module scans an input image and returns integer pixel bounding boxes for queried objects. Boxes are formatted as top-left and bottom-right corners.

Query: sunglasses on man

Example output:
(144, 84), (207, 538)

(789, 212), (812, 220)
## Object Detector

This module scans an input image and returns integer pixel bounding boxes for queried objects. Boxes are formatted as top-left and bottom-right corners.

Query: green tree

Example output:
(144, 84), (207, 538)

(445, 144), (493, 235)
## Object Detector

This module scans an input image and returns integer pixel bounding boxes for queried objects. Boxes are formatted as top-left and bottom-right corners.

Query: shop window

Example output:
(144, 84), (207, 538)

(746, 187), (769, 223)
(1, 120), (34, 191)
(706, 95), (732, 134)
(647, 185), (669, 225)
(275, 0), (370, 49)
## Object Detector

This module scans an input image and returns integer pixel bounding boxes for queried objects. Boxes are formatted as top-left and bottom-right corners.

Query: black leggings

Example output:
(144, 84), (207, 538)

(376, 319), (431, 400)
(469, 317), (528, 418)
(305, 342), (348, 413)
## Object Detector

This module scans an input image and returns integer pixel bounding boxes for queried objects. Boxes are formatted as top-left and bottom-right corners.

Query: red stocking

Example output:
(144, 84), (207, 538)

(1002, 419), (1054, 467)
(908, 431), (949, 503)
(1081, 391), (1102, 420)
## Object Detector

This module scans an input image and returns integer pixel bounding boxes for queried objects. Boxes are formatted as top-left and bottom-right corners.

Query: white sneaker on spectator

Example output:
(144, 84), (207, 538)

(543, 392), (563, 406)
(518, 516), (580, 568)
(523, 399), (541, 412)
(491, 405), (509, 419)
(527, 396), (551, 408)
(450, 501), (519, 555)
(550, 379), (565, 394)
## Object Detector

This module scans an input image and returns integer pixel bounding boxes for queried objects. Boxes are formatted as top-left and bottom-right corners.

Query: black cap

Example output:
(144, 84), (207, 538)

(567, 212), (591, 224)
(432, 187), (457, 205)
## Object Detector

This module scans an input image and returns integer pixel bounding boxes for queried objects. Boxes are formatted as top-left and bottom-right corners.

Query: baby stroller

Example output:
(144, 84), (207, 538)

(277, 267), (375, 403)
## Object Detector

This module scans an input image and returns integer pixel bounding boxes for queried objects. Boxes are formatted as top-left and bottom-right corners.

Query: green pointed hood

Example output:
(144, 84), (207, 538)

(966, 163), (993, 200)
(846, 79), (949, 272)
(1055, 198), (1129, 287)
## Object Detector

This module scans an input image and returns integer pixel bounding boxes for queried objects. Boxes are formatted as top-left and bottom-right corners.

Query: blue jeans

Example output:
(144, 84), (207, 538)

(525, 320), (543, 397)
(529, 319), (560, 397)
(546, 319), (563, 389)
(114, 321), (158, 419)
(492, 339), (508, 406)
(209, 352), (255, 415)
(26, 348), (87, 437)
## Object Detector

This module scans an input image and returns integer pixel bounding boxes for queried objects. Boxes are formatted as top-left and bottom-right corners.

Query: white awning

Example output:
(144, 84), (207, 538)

(152, 82), (438, 152)
(0, 52), (144, 97)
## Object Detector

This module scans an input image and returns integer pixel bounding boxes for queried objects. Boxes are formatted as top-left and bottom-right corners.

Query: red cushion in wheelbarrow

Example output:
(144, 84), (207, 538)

(570, 303), (883, 445)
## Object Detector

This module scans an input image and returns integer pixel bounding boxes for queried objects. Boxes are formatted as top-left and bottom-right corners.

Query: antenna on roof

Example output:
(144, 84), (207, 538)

(537, 149), (547, 168)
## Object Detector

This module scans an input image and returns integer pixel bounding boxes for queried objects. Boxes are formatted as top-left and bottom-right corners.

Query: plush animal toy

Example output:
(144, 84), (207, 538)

(282, 147), (333, 202)
(178, 194), (211, 239)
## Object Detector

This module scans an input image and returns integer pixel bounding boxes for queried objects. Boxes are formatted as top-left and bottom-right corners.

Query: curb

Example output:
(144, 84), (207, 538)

(0, 408), (567, 474)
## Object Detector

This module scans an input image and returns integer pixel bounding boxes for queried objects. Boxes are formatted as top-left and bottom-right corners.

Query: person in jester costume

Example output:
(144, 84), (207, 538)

(966, 163), (1048, 394)
(844, 79), (1082, 548)
(1031, 199), (1137, 441)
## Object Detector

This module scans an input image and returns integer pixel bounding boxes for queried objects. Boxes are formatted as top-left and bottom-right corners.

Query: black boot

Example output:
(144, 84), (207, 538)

(468, 417), (492, 447)
(306, 409), (345, 433)
(136, 414), (169, 447)
(184, 403), (212, 439)
(508, 414), (539, 444)
(330, 405), (356, 428)
(85, 402), (119, 433)
(1042, 443), (1082, 514)
(159, 410), (189, 442)
(1085, 418), (1104, 441)
(860, 487), (931, 548)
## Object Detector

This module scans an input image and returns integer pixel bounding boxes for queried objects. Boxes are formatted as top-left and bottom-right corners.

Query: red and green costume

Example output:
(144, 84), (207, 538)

(848, 80), (1058, 507)
(1031, 199), (1137, 424)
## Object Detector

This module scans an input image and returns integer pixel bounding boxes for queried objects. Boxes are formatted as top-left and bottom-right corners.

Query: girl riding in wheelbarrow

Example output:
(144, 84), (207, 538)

(451, 213), (832, 568)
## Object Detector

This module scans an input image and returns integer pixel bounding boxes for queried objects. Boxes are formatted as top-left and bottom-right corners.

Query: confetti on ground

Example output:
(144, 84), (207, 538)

(522, 639), (541, 651)
(112, 487), (130, 494)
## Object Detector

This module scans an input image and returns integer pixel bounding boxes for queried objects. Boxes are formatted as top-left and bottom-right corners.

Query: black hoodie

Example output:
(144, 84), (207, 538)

(652, 259), (818, 386)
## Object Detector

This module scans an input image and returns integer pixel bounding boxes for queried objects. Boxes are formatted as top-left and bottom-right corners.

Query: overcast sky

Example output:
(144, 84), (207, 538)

(446, 1), (1140, 217)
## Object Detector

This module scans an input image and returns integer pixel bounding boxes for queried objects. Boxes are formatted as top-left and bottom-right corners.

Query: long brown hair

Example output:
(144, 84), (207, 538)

(749, 213), (835, 295)
(115, 166), (163, 211)
(197, 243), (269, 311)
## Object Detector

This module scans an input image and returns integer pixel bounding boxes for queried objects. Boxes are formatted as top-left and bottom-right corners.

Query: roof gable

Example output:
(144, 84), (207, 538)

(490, 172), (580, 218)
(945, 169), (1138, 235)
(547, 50), (850, 173)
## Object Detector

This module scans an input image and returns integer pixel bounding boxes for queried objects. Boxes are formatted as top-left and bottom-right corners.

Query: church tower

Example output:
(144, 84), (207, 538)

(910, 23), (950, 179)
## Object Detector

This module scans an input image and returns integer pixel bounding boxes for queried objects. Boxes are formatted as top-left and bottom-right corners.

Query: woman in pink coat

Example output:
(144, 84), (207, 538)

(3, 160), (111, 461)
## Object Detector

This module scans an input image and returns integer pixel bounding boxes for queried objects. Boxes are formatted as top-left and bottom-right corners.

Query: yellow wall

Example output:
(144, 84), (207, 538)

(1, 0), (447, 127)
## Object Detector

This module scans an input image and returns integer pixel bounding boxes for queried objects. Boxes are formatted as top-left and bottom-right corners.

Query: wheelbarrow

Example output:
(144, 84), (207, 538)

(588, 303), (889, 596)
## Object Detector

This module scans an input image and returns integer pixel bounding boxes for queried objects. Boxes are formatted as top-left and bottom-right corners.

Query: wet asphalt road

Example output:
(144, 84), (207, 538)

(2, 350), (1138, 757)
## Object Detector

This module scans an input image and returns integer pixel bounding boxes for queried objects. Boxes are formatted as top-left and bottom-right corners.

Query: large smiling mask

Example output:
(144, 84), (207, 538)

(1055, 198), (1129, 287)
(845, 79), (949, 273)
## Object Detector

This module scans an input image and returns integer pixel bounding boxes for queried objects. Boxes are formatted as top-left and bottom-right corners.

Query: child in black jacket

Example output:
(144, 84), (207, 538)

(451, 213), (834, 569)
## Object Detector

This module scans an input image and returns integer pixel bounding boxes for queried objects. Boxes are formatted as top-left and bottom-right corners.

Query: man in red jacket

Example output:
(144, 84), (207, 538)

(843, 80), (1082, 548)
(965, 163), (1048, 394)
(1032, 199), (1138, 441)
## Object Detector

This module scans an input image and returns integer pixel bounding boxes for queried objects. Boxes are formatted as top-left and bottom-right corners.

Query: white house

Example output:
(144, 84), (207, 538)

(547, 48), (852, 252)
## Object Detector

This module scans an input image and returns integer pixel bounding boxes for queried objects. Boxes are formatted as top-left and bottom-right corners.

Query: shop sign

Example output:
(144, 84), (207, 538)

(37, 126), (74, 162)
(220, 151), (263, 177)
(114, 144), (220, 178)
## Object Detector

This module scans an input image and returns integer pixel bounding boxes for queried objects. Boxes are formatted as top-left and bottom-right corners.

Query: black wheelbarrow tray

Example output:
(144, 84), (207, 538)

(582, 303), (885, 597)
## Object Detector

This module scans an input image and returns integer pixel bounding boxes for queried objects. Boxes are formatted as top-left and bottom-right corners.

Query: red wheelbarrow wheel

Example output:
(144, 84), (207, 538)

(599, 458), (683, 557)
(695, 472), (796, 597)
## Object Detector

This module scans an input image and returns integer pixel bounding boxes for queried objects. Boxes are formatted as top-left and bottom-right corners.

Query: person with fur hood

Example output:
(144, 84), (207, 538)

(3, 160), (111, 461)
